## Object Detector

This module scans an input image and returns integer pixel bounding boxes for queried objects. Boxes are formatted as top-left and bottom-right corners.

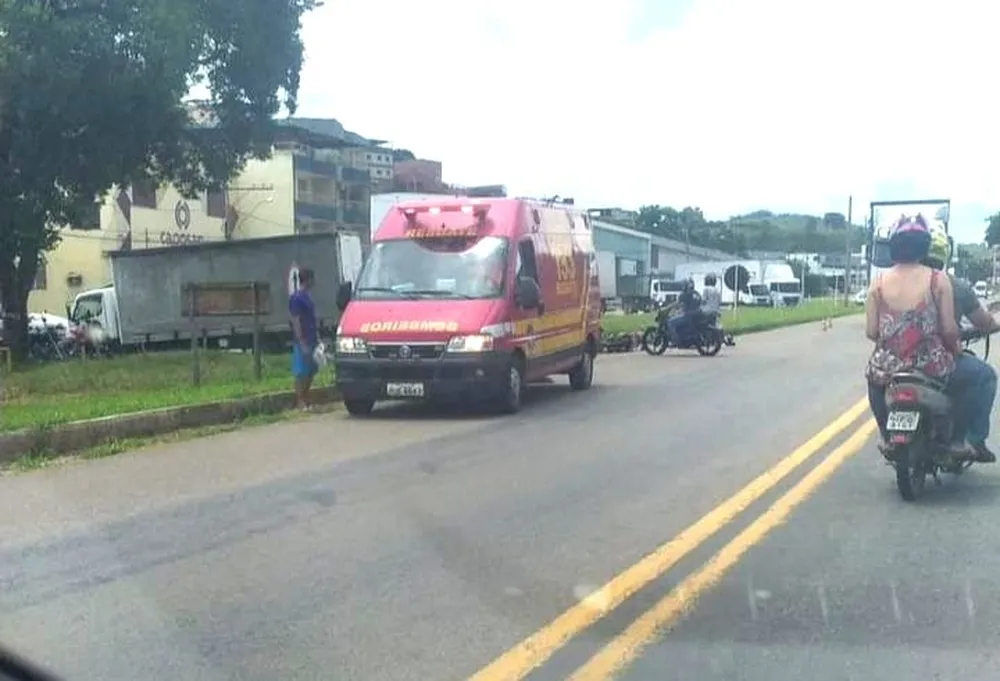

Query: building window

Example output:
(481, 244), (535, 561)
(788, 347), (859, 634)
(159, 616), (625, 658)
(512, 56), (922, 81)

(132, 179), (157, 208)
(206, 190), (227, 218)
(33, 257), (47, 290)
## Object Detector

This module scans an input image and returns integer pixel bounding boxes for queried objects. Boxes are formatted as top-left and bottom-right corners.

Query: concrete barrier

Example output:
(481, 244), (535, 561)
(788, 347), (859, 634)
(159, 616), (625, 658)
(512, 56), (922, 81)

(0, 386), (339, 463)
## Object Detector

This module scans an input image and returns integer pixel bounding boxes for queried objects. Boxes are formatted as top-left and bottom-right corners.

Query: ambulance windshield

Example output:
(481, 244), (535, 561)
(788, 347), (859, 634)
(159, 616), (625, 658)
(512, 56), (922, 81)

(355, 235), (509, 300)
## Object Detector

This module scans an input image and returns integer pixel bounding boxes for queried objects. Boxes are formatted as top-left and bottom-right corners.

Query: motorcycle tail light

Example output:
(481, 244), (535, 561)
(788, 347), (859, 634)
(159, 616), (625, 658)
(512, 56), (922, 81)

(892, 387), (918, 402)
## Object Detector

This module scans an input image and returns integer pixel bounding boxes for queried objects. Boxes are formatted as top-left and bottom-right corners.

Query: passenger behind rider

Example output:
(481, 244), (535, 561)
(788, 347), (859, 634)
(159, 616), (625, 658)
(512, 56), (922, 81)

(865, 215), (992, 462)
(667, 278), (702, 342)
(922, 222), (998, 462)
(700, 273), (722, 324)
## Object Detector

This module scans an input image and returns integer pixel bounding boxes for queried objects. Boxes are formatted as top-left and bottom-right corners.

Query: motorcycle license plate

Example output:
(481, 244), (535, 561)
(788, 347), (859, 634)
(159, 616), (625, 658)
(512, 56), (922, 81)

(887, 410), (920, 432)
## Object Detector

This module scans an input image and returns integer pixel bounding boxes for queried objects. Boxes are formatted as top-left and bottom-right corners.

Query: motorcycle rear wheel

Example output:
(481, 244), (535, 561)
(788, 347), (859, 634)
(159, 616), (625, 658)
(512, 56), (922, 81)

(696, 330), (723, 357)
(895, 443), (927, 501)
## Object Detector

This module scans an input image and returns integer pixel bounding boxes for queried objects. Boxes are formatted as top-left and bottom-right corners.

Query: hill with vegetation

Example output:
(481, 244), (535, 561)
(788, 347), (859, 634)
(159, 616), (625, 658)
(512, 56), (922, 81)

(628, 206), (867, 257)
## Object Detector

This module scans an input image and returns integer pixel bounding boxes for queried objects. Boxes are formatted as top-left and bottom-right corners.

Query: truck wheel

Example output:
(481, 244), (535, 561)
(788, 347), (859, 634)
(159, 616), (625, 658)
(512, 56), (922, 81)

(569, 346), (595, 390)
(496, 356), (525, 414)
(343, 398), (375, 416)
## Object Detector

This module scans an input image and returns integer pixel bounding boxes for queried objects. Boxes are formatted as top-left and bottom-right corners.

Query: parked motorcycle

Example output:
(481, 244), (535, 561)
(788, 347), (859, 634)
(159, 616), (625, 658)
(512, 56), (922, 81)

(884, 327), (995, 500)
(641, 306), (735, 356)
(26, 324), (66, 362)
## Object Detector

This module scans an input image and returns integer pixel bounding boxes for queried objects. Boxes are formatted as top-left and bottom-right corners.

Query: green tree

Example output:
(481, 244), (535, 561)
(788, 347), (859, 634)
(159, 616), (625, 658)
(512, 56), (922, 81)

(985, 212), (1000, 248)
(822, 212), (846, 229)
(635, 205), (710, 245)
(955, 245), (992, 283)
(0, 0), (317, 357)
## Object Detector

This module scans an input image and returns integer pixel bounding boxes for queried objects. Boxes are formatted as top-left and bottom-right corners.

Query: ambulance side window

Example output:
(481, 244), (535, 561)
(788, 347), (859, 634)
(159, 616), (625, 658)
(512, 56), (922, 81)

(516, 239), (539, 282)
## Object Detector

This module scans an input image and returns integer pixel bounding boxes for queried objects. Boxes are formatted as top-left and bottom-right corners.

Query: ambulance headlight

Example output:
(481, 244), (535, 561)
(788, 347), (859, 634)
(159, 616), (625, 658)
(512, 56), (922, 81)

(446, 335), (494, 353)
(336, 336), (368, 354)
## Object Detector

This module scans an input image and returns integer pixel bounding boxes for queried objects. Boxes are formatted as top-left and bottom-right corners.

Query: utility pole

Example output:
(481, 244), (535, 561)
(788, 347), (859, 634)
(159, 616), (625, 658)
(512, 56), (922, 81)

(844, 195), (853, 306)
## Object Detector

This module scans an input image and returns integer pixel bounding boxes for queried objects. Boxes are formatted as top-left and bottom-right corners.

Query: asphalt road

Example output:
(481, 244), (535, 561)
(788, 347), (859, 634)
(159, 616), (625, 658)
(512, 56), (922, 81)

(3, 313), (984, 681)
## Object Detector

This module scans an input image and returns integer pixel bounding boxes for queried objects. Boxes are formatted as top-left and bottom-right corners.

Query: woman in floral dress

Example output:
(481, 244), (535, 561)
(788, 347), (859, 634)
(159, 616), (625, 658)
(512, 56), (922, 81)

(865, 214), (968, 455)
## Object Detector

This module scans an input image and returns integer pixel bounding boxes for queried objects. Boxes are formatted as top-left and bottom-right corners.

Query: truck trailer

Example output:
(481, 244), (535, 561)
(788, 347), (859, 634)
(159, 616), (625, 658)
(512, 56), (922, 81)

(69, 232), (363, 351)
(675, 260), (801, 307)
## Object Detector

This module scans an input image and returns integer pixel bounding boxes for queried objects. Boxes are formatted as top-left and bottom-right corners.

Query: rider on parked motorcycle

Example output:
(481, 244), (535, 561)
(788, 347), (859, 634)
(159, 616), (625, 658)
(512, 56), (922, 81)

(865, 214), (994, 462)
(666, 278), (702, 342)
(922, 221), (998, 462)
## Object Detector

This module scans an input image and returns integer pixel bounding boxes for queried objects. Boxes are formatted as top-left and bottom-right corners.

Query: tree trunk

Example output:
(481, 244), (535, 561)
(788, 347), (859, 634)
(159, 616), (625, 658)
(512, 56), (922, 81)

(0, 248), (38, 362)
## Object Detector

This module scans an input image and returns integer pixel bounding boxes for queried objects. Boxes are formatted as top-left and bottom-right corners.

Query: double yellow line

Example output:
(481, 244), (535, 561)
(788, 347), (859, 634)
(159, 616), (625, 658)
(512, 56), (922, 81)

(469, 397), (878, 681)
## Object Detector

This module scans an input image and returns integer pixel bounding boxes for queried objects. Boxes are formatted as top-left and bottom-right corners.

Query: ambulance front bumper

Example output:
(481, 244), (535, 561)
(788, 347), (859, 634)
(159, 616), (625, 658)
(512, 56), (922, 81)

(334, 351), (509, 401)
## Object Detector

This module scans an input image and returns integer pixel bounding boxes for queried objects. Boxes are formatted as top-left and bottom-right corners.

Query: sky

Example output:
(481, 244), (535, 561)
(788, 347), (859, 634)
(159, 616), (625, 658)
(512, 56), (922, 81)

(295, 0), (1000, 243)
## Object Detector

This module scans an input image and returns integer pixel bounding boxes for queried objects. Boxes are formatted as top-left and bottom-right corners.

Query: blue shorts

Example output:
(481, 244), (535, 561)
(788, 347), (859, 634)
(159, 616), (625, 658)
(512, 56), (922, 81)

(292, 344), (318, 380)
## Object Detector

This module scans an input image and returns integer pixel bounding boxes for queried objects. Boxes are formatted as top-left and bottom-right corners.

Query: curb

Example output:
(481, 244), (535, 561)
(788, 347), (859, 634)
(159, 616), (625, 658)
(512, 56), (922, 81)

(0, 386), (339, 463)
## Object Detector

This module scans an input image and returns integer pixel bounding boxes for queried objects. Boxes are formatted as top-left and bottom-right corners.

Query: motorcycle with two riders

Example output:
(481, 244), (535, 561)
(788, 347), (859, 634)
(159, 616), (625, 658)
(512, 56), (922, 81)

(642, 283), (734, 356)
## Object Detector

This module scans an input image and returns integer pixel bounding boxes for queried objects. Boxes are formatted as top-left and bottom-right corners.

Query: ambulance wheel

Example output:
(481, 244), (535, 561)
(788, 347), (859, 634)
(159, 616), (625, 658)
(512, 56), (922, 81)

(569, 345), (595, 390)
(497, 355), (525, 414)
(343, 398), (375, 416)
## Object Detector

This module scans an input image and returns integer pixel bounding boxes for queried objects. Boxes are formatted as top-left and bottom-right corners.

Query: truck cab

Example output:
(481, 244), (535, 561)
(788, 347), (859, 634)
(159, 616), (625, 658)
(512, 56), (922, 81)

(69, 285), (121, 346)
(762, 263), (801, 306)
(334, 198), (602, 416)
(651, 279), (685, 306)
(748, 284), (772, 306)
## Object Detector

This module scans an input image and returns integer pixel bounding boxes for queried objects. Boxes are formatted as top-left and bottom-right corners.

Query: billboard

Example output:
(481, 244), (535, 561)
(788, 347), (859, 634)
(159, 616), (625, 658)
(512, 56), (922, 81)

(868, 199), (951, 275)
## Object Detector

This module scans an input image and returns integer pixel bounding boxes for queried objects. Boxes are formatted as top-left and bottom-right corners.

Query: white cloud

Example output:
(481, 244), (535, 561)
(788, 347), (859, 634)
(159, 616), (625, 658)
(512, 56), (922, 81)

(296, 0), (1000, 240)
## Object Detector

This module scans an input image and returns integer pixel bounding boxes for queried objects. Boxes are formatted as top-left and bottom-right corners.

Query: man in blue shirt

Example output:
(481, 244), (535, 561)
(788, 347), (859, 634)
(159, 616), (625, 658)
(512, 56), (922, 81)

(289, 268), (319, 409)
(667, 278), (701, 343)
(923, 228), (997, 462)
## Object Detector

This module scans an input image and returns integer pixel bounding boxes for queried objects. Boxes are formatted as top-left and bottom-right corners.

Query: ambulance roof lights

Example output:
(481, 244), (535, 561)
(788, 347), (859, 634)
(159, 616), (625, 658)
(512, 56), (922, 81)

(399, 202), (491, 226)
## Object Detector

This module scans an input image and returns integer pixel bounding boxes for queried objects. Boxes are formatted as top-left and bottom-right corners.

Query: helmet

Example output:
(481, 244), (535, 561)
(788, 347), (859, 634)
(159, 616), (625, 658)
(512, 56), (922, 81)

(924, 220), (950, 270)
(704, 273), (718, 286)
(682, 277), (695, 292)
(888, 214), (931, 264)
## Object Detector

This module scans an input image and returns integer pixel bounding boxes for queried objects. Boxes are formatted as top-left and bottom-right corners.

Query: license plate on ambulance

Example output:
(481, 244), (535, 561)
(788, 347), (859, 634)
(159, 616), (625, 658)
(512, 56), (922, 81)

(386, 382), (425, 398)
(887, 410), (920, 432)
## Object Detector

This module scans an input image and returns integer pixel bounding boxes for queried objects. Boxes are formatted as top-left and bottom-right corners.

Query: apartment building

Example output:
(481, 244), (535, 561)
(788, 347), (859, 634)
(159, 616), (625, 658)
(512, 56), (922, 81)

(29, 116), (386, 313)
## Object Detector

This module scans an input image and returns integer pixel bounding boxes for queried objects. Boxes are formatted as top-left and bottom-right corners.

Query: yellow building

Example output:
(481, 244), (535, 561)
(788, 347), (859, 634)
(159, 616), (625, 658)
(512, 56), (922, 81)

(29, 183), (231, 314)
(29, 118), (384, 314)
(28, 228), (112, 316)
